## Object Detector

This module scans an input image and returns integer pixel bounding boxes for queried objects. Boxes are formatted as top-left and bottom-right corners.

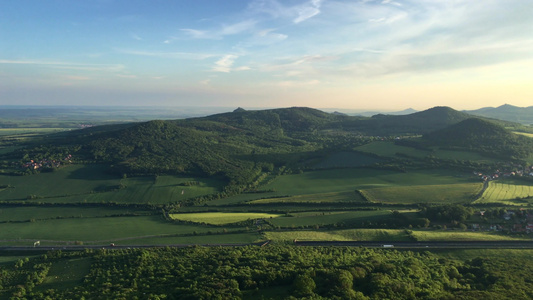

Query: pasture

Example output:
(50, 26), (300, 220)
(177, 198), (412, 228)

(355, 141), (497, 162)
(264, 229), (411, 241)
(362, 183), (482, 204)
(311, 151), (382, 169)
(121, 232), (262, 245)
(476, 181), (533, 205)
(0, 206), (150, 222)
(411, 230), (529, 241)
(170, 212), (282, 225)
(269, 210), (393, 227)
(0, 215), (216, 244)
(0, 165), (222, 204)
(249, 191), (367, 204)
(261, 168), (477, 197)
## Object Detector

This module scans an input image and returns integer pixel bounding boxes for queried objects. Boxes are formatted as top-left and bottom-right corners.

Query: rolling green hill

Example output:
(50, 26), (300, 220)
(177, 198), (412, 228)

(423, 118), (533, 160)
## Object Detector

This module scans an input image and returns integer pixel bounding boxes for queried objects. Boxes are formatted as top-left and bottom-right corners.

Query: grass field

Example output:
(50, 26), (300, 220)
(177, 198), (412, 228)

(261, 168), (476, 197)
(121, 232), (263, 245)
(0, 164), (223, 204)
(355, 141), (497, 163)
(264, 229), (411, 241)
(170, 212), (282, 225)
(476, 181), (533, 205)
(411, 230), (529, 241)
(270, 210), (393, 227)
(249, 191), (367, 204)
(0, 206), (151, 222)
(311, 151), (382, 169)
(0, 215), (218, 244)
(362, 183), (482, 204)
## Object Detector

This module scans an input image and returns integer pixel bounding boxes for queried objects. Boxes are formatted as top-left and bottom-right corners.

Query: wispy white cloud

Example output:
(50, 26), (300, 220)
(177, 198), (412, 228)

(181, 20), (256, 40)
(293, 0), (323, 23)
(130, 33), (143, 41)
(212, 55), (251, 73)
(115, 49), (215, 60)
(0, 59), (124, 72)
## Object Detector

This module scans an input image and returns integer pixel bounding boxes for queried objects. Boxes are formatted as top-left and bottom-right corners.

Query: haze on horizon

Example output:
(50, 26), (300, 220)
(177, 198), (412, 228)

(1, 0), (532, 111)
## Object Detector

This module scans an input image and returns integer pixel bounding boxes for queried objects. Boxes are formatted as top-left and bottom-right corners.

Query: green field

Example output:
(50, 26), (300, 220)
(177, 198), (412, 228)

(476, 181), (533, 205)
(411, 230), (529, 241)
(36, 257), (92, 292)
(249, 191), (366, 204)
(362, 183), (482, 204)
(0, 215), (218, 244)
(262, 168), (476, 196)
(264, 229), (411, 241)
(270, 210), (393, 227)
(356, 141), (497, 163)
(311, 151), (382, 169)
(0, 164), (223, 204)
(0, 128), (69, 136)
(0, 206), (150, 222)
(170, 212), (282, 225)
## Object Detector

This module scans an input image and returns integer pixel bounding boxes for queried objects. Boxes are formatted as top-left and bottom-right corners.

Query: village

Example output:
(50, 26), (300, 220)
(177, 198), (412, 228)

(21, 154), (72, 171)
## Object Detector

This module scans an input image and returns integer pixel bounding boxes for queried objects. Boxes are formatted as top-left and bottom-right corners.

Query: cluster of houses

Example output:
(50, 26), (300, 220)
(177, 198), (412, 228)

(474, 165), (533, 181)
(472, 209), (533, 233)
(21, 154), (72, 170)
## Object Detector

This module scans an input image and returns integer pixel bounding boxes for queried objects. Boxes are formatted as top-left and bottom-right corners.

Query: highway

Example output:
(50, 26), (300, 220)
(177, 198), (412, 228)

(1, 240), (533, 251)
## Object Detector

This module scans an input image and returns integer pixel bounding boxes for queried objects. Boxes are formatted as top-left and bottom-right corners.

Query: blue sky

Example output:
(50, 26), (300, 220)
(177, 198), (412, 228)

(1, 0), (532, 110)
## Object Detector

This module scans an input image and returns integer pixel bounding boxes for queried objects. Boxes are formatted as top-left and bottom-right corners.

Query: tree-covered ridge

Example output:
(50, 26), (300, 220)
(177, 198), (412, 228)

(423, 118), (533, 160)
(2, 246), (532, 299)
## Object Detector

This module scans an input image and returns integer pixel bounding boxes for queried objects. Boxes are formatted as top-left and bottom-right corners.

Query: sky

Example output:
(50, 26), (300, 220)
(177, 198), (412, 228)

(1, 0), (532, 111)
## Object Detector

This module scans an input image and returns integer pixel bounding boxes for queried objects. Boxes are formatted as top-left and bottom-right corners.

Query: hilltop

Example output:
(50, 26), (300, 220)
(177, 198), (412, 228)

(466, 104), (533, 125)
(423, 118), (533, 160)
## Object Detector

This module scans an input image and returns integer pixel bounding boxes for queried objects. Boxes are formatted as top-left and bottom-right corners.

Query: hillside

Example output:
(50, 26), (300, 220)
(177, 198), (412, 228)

(423, 118), (533, 160)
(466, 104), (533, 125)
(7, 106), (512, 186)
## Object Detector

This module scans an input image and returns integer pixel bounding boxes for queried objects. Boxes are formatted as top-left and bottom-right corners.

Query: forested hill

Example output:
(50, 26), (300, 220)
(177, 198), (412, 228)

(13, 106), (518, 185)
(423, 118), (533, 160)
(341, 106), (472, 135)
(466, 104), (533, 124)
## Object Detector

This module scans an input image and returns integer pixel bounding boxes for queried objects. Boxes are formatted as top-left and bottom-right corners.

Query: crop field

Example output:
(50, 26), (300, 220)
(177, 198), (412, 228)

(121, 232), (262, 245)
(261, 168), (477, 197)
(476, 181), (533, 205)
(355, 141), (497, 162)
(362, 183), (482, 204)
(0, 165), (222, 204)
(249, 191), (367, 204)
(0, 215), (217, 244)
(411, 230), (529, 241)
(170, 212), (282, 225)
(264, 229), (411, 241)
(355, 141), (431, 158)
(311, 151), (382, 169)
(270, 210), (393, 227)
(0, 206), (151, 222)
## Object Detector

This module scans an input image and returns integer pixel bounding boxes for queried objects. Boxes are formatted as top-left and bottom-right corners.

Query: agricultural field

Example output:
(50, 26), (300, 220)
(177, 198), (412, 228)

(169, 212), (282, 225)
(475, 180), (533, 205)
(0, 164), (223, 204)
(410, 230), (529, 241)
(362, 183), (482, 204)
(269, 210), (394, 227)
(0, 206), (150, 222)
(0, 215), (219, 245)
(355, 141), (497, 163)
(264, 229), (412, 241)
(0, 128), (69, 136)
(248, 191), (367, 204)
(310, 151), (382, 169)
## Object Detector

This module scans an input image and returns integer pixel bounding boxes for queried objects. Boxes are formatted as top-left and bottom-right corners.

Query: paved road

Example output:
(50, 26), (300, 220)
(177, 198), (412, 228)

(294, 240), (533, 248)
(2, 240), (533, 251)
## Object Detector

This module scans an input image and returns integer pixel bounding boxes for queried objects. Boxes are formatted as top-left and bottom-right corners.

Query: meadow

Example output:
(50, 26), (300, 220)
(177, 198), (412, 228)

(269, 210), (393, 227)
(410, 230), (529, 241)
(0, 164), (222, 204)
(169, 212), (282, 225)
(263, 229), (411, 241)
(362, 183), (482, 204)
(0, 206), (150, 222)
(475, 180), (533, 205)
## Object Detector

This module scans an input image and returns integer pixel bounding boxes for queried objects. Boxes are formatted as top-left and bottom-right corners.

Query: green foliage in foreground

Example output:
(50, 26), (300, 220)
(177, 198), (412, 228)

(1, 246), (532, 299)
